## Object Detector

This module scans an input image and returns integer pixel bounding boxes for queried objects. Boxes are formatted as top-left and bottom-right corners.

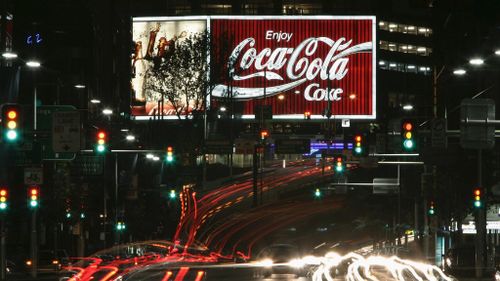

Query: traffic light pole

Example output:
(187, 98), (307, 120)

(30, 208), (37, 278)
(0, 215), (5, 281)
(475, 149), (486, 278)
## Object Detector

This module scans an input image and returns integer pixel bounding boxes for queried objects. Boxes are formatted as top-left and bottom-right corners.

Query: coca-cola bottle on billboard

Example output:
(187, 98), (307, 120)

(145, 23), (160, 59)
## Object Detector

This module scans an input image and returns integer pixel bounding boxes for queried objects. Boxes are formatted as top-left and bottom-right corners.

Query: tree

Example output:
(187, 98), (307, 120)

(144, 31), (210, 120)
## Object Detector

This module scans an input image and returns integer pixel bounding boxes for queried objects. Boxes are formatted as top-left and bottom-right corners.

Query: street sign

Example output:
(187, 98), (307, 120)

(52, 111), (81, 152)
(205, 139), (233, 154)
(431, 118), (448, 148)
(37, 105), (77, 160)
(460, 98), (495, 149)
(235, 138), (255, 154)
(70, 155), (104, 176)
(254, 105), (272, 120)
(24, 167), (43, 185)
(275, 139), (310, 154)
(373, 178), (399, 194)
(341, 119), (350, 128)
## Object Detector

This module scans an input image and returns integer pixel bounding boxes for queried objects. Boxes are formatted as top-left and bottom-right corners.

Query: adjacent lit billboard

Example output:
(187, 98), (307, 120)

(131, 16), (376, 120)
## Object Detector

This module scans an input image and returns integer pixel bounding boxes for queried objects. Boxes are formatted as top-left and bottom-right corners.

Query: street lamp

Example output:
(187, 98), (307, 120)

(402, 104), (414, 111)
(102, 108), (113, 115)
(219, 106), (227, 112)
(1, 52), (17, 59)
(453, 69), (466, 75)
(26, 60), (41, 68)
(495, 50), (500, 56)
(125, 135), (135, 141)
(469, 58), (484, 66)
(74, 84), (86, 89)
(90, 99), (101, 104)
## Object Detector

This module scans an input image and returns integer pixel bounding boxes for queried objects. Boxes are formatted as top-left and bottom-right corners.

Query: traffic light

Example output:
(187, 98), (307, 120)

(428, 201), (435, 215)
(95, 130), (108, 153)
(473, 188), (482, 208)
(334, 156), (344, 173)
(1, 104), (22, 143)
(314, 188), (321, 198)
(304, 111), (311, 120)
(28, 187), (39, 208)
(0, 188), (8, 210)
(166, 146), (174, 163)
(260, 129), (269, 140)
(401, 119), (416, 151)
(354, 135), (364, 155)
(169, 189), (176, 199)
(116, 221), (126, 231)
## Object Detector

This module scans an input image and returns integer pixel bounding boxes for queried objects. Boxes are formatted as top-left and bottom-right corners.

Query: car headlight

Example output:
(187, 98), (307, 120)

(258, 259), (273, 268)
(289, 258), (305, 269)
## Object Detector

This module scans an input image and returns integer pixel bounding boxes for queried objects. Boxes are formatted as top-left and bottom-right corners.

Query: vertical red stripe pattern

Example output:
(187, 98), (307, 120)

(210, 17), (374, 118)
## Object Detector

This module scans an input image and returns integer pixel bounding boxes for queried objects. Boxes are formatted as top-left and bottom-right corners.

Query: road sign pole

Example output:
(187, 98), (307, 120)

(30, 208), (37, 278)
(0, 215), (5, 281)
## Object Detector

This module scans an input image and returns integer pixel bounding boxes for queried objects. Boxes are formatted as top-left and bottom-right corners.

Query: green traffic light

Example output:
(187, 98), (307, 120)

(166, 155), (173, 162)
(0, 203), (6, 210)
(314, 188), (321, 198)
(169, 190), (176, 199)
(474, 201), (481, 208)
(354, 147), (362, 154)
(30, 200), (38, 208)
(6, 130), (17, 141)
(96, 144), (106, 153)
(428, 209), (435, 215)
(335, 165), (343, 172)
(403, 139), (414, 150)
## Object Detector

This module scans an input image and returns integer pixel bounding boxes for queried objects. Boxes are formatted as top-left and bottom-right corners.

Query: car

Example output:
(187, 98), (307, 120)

(255, 244), (306, 278)
(25, 249), (69, 273)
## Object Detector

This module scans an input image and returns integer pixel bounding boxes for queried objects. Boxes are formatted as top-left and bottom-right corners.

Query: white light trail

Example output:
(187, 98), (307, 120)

(308, 252), (454, 281)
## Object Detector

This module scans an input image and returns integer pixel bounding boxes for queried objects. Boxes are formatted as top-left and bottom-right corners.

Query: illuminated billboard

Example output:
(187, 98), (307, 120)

(132, 16), (376, 120)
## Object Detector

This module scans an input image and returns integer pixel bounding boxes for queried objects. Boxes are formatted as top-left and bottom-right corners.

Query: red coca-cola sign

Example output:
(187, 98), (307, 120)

(210, 16), (376, 119)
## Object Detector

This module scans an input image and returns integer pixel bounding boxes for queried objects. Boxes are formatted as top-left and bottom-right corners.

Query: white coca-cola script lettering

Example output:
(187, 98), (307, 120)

(212, 36), (372, 101)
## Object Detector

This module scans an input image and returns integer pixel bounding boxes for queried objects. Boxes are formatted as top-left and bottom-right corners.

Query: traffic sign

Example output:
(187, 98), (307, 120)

(431, 118), (447, 148)
(36, 105), (77, 160)
(460, 98), (495, 149)
(275, 139), (310, 154)
(52, 111), (81, 152)
(373, 178), (399, 194)
(24, 167), (43, 185)
(235, 138), (255, 154)
(205, 139), (233, 154)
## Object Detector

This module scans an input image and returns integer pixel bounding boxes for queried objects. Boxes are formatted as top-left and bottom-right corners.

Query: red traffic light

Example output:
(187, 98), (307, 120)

(474, 189), (481, 196)
(260, 130), (269, 139)
(355, 135), (362, 142)
(403, 122), (413, 131)
(98, 132), (106, 139)
(7, 110), (17, 119)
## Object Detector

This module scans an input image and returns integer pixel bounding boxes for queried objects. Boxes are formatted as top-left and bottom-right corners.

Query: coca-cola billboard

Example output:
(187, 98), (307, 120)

(131, 16), (376, 120)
